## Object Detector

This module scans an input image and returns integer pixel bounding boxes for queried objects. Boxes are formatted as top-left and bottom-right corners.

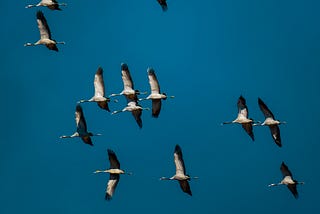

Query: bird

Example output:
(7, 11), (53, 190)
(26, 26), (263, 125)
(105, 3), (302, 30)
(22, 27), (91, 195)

(78, 67), (111, 112)
(109, 63), (146, 101)
(60, 104), (101, 146)
(255, 98), (286, 147)
(25, 0), (67, 10)
(160, 144), (198, 196)
(157, 0), (168, 11)
(94, 149), (132, 200)
(139, 68), (174, 118)
(222, 96), (255, 141)
(268, 162), (304, 199)
(24, 11), (65, 51)
(111, 100), (149, 128)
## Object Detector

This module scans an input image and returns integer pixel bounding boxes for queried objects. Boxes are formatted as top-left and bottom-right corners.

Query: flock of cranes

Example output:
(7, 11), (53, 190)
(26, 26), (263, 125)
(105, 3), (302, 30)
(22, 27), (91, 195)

(24, 0), (304, 200)
(222, 96), (286, 147)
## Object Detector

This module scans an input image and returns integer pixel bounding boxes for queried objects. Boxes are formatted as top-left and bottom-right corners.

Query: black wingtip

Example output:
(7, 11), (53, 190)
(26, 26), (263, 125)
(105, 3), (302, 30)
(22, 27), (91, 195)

(76, 104), (83, 111)
(175, 144), (182, 152)
(121, 63), (129, 71)
(107, 149), (115, 155)
(105, 194), (112, 201)
(96, 66), (103, 74)
(147, 67), (155, 74)
(36, 10), (44, 19)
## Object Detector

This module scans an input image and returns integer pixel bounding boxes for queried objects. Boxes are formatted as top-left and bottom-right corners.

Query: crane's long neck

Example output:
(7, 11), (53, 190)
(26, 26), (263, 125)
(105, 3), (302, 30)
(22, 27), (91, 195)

(159, 176), (173, 180)
(221, 121), (234, 125)
(268, 182), (283, 187)
(60, 132), (79, 138)
(24, 42), (36, 47)
(94, 170), (108, 174)
(109, 93), (121, 97)
(25, 4), (37, 8)
(111, 110), (124, 115)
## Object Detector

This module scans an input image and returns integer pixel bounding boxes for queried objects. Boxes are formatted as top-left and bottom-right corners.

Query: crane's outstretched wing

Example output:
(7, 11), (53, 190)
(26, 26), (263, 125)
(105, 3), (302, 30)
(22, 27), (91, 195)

(157, 0), (168, 11)
(94, 67), (105, 98)
(237, 96), (249, 118)
(269, 125), (281, 147)
(280, 162), (293, 177)
(75, 104), (88, 132)
(152, 99), (162, 118)
(36, 10), (51, 39)
(258, 98), (275, 119)
(287, 184), (298, 199)
(81, 135), (93, 146)
(108, 149), (121, 169)
(174, 144), (186, 175)
(178, 180), (192, 196)
(147, 68), (161, 94)
(132, 109), (142, 128)
(241, 123), (254, 141)
(121, 63), (134, 91)
(105, 174), (120, 200)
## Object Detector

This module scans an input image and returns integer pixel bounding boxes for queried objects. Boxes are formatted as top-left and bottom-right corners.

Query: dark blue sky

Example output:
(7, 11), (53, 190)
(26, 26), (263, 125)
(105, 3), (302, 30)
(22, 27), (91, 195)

(1, 1), (320, 213)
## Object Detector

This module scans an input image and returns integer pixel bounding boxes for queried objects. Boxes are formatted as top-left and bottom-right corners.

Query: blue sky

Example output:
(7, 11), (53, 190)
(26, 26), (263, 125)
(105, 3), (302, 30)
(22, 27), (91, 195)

(1, 0), (320, 213)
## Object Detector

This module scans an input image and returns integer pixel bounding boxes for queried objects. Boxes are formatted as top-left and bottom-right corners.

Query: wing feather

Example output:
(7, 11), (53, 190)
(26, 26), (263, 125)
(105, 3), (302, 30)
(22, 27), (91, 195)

(121, 63), (134, 91)
(107, 149), (120, 169)
(152, 99), (161, 118)
(241, 123), (254, 141)
(174, 145), (186, 175)
(237, 96), (249, 118)
(178, 180), (192, 196)
(94, 67), (105, 98)
(280, 162), (293, 177)
(36, 11), (51, 39)
(75, 104), (87, 132)
(147, 68), (160, 94)
(258, 98), (275, 119)
(105, 174), (120, 200)
(269, 125), (281, 147)
(287, 184), (298, 199)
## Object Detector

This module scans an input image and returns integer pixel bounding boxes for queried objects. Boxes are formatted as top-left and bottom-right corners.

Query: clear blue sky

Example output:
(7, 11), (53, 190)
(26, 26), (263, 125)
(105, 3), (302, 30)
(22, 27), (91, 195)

(1, 0), (320, 213)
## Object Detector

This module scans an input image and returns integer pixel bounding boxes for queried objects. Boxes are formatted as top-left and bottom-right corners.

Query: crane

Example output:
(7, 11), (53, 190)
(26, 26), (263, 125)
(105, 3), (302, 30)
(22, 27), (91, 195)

(94, 149), (132, 200)
(255, 98), (286, 147)
(268, 162), (304, 199)
(112, 100), (149, 128)
(109, 63), (146, 102)
(24, 11), (65, 51)
(25, 0), (67, 10)
(222, 96), (255, 141)
(78, 67), (111, 112)
(59, 104), (101, 146)
(139, 68), (174, 118)
(160, 144), (198, 196)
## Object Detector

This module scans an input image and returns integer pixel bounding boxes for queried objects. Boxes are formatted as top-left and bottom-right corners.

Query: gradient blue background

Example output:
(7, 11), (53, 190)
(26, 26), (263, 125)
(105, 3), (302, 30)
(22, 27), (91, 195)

(1, 0), (319, 213)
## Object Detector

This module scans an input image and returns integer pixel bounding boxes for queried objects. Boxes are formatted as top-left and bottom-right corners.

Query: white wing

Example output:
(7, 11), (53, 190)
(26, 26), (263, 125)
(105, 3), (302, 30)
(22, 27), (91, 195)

(147, 68), (160, 94)
(36, 11), (51, 39)
(121, 64), (134, 91)
(94, 67), (105, 98)
(105, 174), (120, 200)
(174, 145), (186, 176)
